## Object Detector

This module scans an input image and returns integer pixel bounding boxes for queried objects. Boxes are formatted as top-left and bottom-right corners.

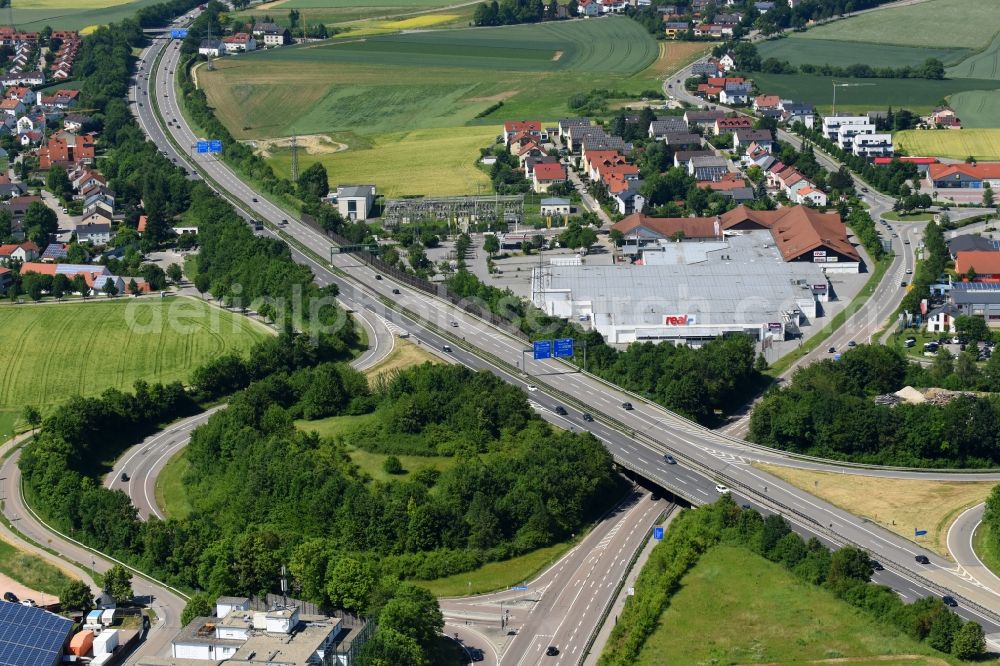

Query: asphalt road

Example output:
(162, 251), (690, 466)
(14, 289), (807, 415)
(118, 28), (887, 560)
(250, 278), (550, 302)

(73, 12), (1000, 662)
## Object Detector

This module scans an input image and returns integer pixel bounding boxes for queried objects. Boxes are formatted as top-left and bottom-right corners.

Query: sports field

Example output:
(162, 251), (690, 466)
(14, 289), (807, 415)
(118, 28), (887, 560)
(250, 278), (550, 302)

(802, 0), (999, 49)
(757, 35), (968, 69)
(11, 0), (162, 30)
(949, 91), (1000, 128)
(635, 545), (960, 666)
(204, 17), (662, 196)
(0, 299), (268, 437)
(749, 72), (999, 115)
(896, 129), (1000, 161)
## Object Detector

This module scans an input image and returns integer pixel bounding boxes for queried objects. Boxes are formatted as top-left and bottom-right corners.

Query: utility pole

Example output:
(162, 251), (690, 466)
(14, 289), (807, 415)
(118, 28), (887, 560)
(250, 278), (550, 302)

(290, 134), (298, 182)
(206, 20), (214, 72)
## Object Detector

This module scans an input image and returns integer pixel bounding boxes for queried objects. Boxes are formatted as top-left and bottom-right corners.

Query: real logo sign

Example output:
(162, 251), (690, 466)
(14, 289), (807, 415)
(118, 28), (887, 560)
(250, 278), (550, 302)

(663, 314), (695, 326)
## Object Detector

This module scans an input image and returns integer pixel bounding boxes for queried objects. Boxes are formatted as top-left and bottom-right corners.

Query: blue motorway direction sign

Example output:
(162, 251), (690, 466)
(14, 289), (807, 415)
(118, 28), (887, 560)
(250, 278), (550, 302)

(554, 337), (574, 358)
(209, 139), (223, 153)
(653, 527), (664, 540)
(511, 585), (529, 591)
(196, 140), (210, 153)
(533, 340), (551, 360)
(170, 28), (189, 38)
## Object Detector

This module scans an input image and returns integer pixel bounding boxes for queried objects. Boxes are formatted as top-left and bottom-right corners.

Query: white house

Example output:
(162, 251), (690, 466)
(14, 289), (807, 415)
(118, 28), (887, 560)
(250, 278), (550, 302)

(336, 184), (376, 221)
(719, 53), (735, 71)
(796, 186), (828, 207)
(198, 39), (224, 58)
(222, 33), (256, 54)
(926, 303), (959, 334)
(540, 197), (571, 217)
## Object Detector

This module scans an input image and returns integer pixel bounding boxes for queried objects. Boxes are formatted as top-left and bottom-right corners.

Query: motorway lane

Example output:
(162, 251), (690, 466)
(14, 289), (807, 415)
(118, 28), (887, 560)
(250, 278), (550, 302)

(140, 17), (1000, 627)
(439, 492), (665, 665)
(948, 504), (1000, 602)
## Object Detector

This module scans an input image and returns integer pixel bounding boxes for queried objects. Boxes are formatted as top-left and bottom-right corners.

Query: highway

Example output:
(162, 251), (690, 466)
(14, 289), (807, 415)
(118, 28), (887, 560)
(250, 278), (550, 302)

(128, 8), (1000, 630)
(1, 9), (990, 664)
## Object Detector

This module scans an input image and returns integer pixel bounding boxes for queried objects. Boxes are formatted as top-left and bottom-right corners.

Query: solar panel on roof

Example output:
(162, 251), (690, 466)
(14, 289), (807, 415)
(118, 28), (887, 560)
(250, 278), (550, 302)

(0, 603), (73, 666)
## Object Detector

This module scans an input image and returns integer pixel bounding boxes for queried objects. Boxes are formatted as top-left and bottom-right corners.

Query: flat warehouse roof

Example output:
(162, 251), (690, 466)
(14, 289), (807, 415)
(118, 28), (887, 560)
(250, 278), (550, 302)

(537, 232), (826, 326)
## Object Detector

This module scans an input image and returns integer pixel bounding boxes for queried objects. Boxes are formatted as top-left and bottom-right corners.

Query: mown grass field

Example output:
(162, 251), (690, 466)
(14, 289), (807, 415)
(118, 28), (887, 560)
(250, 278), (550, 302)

(11, 0), (163, 30)
(0, 299), (268, 439)
(204, 17), (662, 196)
(156, 450), (193, 520)
(801, 0), (999, 49)
(949, 91), (1000, 128)
(268, 126), (495, 197)
(758, 464), (993, 558)
(896, 128), (1000, 160)
(749, 72), (999, 115)
(757, 35), (968, 69)
(634, 544), (961, 665)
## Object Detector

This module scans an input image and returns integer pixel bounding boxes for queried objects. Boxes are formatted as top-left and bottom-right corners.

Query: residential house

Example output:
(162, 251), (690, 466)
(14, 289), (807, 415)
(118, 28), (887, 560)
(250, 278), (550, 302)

(0, 71), (44, 86)
(19, 130), (42, 147)
(926, 303), (959, 334)
(198, 39), (224, 57)
(779, 101), (814, 129)
(222, 33), (256, 53)
(956, 251), (1000, 281)
(6, 86), (35, 105)
(557, 118), (591, 141)
(691, 61), (720, 77)
(0, 99), (23, 117)
(925, 106), (961, 129)
(40, 242), (70, 262)
(503, 120), (544, 145)
(80, 206), (112, 228)
(664, 21), (690, 38)
(76, 222), (112, 245)
(612, 184), (645, 216)
(63, 114), (92, 133)
(252, 22), (290, 47)
(753, 95), (780, 112)
(733, 129), (773, 151)
(0, 242), (38, 265)
(583, 149), (627, 179)
(336, 184), (376, 221)
(688, 156), (728, 181)
(926, 163), (1000, 190)
(821, 115), (882, 152)
(713, 116), (752, 135)
(673, 149), (715, 169)
(647, 118), (687, 140)
(36, 131), (96, 169)
(720, 82), (751, 105)
(696, 83), (723, 100)
(796, 186), (828, 207)
(850, 132), (893, 157)
(663, 132), (702, 148)
(0, 180), (24, 199)
(684, 109), (725, 129)
(540, 197), (571, 217)
(577, 0), (602, 16)
(523, 155), (559, 179)
(532, 162), (567, 193)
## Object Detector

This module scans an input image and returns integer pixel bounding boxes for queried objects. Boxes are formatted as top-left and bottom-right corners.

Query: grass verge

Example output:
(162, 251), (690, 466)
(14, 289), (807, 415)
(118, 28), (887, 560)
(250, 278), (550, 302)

(363, 337), (440, 382)
(415, 538), (578, 597)
(757, 463), (993, 558)
(155, 449), (192, 520)
(972, 520), (1000, 578)
(882, 211), (935, 222)
(0, 536), (73, 596)
(634, 543), (960, 665)
(769, 256), (892, 376)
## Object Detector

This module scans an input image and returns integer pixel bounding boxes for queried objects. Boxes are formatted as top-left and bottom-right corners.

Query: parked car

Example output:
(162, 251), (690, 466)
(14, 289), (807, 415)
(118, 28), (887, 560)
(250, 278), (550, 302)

(915, 555), (930, 564)
(20, 600), (35, 607)
(3, 593), (18, 603)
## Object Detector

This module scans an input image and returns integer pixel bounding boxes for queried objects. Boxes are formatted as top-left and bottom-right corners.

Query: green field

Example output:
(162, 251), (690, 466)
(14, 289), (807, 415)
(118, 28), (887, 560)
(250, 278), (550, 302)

(947, 33), (1000, 81)
(11, 0), (162, 31)
(896, 128), (1000, 160)
(757, 35), (968, 69)
(0, 299), (268, 438)
(750, 72), (999, 115)
(801, 0), (1000, 49)
(156, 449), (193, 520)
(634, 545), (960, 665)
(949, 90), (1000, 128)
(204, 17), (661, 196)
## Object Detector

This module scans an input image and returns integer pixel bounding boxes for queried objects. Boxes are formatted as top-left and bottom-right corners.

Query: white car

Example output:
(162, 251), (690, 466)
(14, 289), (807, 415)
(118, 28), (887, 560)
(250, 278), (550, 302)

(526, 384), (538, 392)
(715, 484), (731, 494)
